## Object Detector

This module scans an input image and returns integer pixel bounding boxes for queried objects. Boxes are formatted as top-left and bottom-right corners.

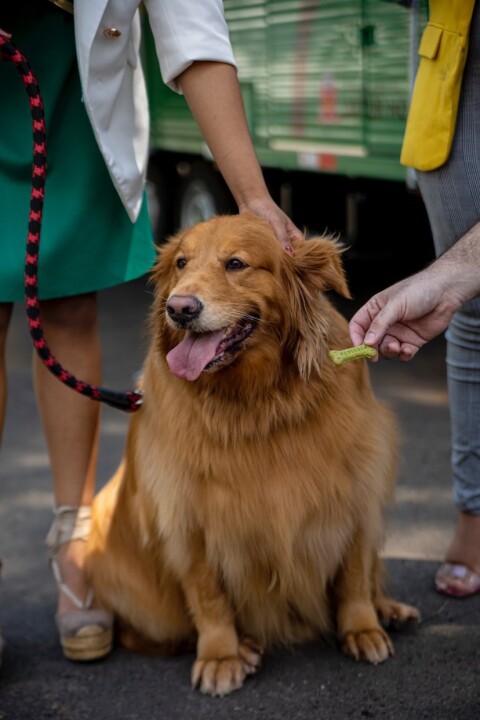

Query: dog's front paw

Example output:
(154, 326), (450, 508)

(191, 638), (263, 697)
(191, 656), (249, 697)
(192, 656), (246, 696)
(341, 627), (393, 665)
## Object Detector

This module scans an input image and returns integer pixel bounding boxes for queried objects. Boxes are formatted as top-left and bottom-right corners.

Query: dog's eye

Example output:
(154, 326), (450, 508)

(176, 257), (187, 269)
(225, 258), (247, 271)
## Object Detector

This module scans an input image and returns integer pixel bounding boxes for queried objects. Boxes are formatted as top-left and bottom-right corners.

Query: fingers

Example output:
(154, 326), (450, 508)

(378, 335), (400, 358)
(238, 201), (303, 253)
(286, 217), (304, 245)
(349, 303), (382, 348)
(362, 304), (403, 349)
(378, 336), (419, 361)
(349, 318), (370, 348)
(0, 29), (12, 64)
(398, 344), (419, 361)
(350, 297), (402, 348)
(349, 298), (423, 362)
(266, 213), (303, 253)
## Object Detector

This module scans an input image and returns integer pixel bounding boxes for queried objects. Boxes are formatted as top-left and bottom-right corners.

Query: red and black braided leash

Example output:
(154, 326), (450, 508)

(0, 35), (143, 412)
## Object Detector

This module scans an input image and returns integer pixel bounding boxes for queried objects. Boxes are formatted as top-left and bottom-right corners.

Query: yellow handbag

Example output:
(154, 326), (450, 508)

(400, 0), (476, 171)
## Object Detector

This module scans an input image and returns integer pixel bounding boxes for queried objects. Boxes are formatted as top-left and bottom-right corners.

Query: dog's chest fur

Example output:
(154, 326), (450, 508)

(135, 367), (358, 645)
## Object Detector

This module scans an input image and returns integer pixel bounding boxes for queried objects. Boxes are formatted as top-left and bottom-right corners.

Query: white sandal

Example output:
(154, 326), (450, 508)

(45, 506), (113, 661)
(0, 558), (3, 667)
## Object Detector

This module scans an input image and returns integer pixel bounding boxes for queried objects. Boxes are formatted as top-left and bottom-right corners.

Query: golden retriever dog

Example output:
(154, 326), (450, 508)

(86, 212), (419, 696)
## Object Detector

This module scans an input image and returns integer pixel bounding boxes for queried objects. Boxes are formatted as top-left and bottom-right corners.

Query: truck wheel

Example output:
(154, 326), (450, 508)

(175, 163), (235, 230)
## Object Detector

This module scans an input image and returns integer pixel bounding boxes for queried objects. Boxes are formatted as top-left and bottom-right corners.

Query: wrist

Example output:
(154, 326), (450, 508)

(221, 164), (269, 209)
(435, 221), (480, 304)
(437, 253), (479, 306)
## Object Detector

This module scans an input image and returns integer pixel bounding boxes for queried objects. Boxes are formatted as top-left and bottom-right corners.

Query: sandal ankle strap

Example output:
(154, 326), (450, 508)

(45, 505), (94, 611)
(45, 505), (92, 554)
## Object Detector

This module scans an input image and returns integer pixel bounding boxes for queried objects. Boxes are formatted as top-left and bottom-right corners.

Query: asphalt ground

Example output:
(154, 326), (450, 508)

(1, 262), (479, 720)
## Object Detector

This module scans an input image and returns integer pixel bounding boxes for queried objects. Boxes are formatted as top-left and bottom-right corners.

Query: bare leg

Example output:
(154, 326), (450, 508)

(435, 512), (480, 595)
(0, 303), (13, 445)
(33, 293), (102, 615)
(0, 303), (13, 661)
(443, 512), (480, 573)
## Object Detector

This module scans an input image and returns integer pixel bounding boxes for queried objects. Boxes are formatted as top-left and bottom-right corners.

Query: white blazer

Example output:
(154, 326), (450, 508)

(74, 0), (236, 221)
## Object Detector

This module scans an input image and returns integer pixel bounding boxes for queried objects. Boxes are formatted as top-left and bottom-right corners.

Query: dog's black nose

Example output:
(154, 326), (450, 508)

(166, 295), (203, 324)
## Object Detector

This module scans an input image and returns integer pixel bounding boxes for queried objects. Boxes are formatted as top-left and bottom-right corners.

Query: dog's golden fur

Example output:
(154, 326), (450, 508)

(87, 213), (418, 696)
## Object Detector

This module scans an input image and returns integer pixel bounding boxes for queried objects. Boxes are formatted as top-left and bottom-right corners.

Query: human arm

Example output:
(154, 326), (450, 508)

(349, 221), (480, 360)
(143, 0), (301, 249)
(176, 61), (302, 251)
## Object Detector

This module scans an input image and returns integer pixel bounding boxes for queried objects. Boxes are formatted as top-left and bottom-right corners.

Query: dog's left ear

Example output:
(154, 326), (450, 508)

(282, 236), (351, 379)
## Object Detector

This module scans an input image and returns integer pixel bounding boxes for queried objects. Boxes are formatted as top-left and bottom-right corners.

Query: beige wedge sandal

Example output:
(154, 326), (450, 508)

(0, 559), (3, 668)
(45, 505), (113, 661)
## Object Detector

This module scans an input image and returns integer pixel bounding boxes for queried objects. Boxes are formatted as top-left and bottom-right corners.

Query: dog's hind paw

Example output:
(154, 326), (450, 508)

(376, 599), (421, 630)
(238, 636), (263, 674)
(341, 627), (394, 665)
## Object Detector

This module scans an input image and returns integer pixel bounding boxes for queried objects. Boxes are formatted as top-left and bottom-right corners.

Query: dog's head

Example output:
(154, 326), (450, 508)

(151, 213), (350, 384)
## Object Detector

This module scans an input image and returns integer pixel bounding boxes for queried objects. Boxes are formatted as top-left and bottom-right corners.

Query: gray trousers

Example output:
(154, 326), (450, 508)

(417, 2), (480, 515)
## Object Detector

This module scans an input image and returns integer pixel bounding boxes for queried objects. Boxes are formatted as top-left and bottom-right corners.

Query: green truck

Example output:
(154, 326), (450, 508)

(143, 0), (432, 265)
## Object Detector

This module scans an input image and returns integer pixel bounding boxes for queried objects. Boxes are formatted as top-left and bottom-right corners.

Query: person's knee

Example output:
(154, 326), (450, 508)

(0, 303), (13, 347)
(40, 293), (98, 336)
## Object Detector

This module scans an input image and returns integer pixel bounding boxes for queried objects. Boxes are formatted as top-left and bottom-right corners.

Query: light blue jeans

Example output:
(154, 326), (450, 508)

(416, 1), (480, 515)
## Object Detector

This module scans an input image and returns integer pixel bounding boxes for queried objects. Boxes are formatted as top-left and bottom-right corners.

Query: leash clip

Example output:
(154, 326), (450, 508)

(132, 390), (144, 410)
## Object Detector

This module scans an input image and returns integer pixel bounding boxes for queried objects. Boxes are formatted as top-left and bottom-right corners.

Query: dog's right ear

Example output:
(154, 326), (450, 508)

(149, 233), (184, 297)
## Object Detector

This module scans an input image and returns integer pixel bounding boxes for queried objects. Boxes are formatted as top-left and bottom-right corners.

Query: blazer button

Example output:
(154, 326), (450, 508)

(103, 28), (122, 39)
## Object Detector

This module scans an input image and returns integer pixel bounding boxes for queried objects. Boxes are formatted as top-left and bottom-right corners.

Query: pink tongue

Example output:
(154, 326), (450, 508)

(166, 330), (225, 381)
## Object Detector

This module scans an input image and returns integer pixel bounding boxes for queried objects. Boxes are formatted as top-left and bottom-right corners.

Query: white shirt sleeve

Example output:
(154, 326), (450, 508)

(143, 0), (238, 92)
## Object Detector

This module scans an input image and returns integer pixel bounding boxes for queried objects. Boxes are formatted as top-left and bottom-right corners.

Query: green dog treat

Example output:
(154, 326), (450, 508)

(328, 344), (377, 366)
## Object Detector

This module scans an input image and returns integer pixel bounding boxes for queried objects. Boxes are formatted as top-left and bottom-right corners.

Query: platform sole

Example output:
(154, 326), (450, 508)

(61, 625), (113, 662)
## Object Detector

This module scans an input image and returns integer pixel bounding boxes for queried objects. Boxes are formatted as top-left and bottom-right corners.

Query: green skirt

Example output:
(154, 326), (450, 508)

(0, 6), (155, 301)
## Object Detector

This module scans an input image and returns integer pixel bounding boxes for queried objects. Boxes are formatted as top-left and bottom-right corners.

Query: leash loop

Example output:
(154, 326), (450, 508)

(0, 35), (143, 412)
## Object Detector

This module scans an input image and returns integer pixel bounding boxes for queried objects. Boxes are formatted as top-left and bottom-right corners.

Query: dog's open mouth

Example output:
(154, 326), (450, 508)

(166, 316), (258, 381)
